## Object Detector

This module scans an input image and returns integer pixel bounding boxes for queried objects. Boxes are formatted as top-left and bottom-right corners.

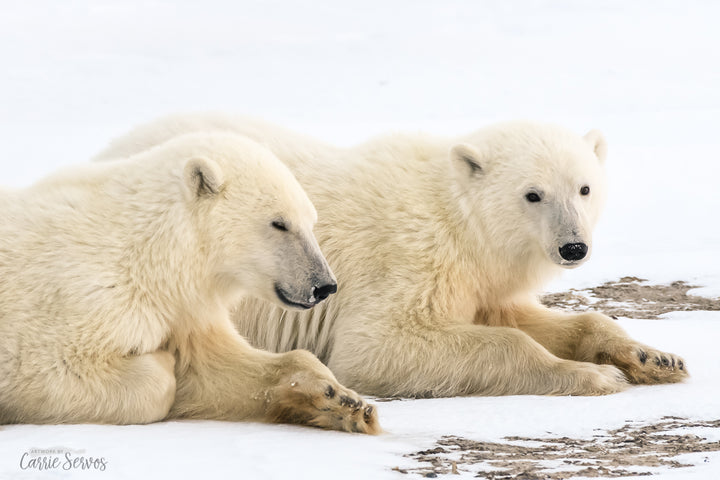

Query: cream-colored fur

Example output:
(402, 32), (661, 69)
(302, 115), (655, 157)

(0, 132), (379, 433)
(94, 114), (688, 397)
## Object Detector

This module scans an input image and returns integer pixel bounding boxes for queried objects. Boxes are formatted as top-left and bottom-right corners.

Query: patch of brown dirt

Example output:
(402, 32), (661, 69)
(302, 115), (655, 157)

(396, 417), (720, 478)
(541, 277), (720, 319)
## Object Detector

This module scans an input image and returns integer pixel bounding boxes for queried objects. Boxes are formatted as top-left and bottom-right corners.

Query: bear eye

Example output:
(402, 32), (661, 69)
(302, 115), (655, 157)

(525, 192), (542, 203)
(580, 185), (590, 196)
(271, 220), (288, 232)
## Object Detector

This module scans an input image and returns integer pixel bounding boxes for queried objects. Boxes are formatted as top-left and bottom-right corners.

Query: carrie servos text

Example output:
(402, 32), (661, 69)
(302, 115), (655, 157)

(19, 448), (107, 472)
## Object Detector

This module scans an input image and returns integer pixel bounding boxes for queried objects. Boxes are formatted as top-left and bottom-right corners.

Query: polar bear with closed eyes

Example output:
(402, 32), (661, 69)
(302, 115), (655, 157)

(0, 132), (379, 433)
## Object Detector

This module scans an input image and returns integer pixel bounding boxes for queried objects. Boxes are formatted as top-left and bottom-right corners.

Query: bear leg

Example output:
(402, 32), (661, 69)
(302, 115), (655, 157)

(4, 350), (176, 424)
(327, 321), (628, 397)
(169, 322), (379, 433)
(516, 305), (688, 384)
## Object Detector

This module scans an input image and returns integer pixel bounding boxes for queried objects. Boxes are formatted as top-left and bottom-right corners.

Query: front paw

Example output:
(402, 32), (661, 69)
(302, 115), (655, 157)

(317, 383), (380, 434)
(556, 361), (628, 396)
(596, 344), (688, 384)
(267, 376), (380, 434)
(266, 351), (380, 434)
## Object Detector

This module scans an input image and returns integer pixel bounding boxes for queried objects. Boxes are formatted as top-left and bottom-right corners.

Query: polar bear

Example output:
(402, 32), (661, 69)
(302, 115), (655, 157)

(0, 132), (379, 433)
(94, 114), (688, 398)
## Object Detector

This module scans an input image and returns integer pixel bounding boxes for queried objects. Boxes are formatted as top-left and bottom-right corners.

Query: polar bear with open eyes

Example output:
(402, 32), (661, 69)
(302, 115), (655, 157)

(0, 132), (379, 433)
(94, 114), (688, 398)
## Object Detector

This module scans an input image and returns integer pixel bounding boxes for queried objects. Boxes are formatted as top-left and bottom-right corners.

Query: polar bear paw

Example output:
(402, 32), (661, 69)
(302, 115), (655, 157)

(266, 351), (380, 434)
(596, 343), (688, 384)
(555, 360), (629, 396)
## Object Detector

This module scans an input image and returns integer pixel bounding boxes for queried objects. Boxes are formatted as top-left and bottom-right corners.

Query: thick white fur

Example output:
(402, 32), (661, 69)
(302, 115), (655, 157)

(94, 114), (688, 398)
(0, 132), (379, 432)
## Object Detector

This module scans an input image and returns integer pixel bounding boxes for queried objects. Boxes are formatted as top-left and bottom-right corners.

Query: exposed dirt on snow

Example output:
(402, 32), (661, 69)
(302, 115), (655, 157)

(389, 278), (720, 477)
(541, 277), (720, 319)
(397, 417), (720, 478)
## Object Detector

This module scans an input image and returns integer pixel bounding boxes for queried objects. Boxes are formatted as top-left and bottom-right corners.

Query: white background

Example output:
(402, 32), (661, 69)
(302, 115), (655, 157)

(1, 1), (719, 478)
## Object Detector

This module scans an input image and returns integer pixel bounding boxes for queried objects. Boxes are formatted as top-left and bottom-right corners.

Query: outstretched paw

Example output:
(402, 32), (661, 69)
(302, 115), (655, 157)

(597, 344), (688, 384)
(268, 376), (380, 434)
(266, 351), (380, 434)
(558, 361), (629, 396)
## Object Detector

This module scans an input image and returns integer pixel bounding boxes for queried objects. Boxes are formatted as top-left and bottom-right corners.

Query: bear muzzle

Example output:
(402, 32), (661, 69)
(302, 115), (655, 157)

(274, 280), (338, 310)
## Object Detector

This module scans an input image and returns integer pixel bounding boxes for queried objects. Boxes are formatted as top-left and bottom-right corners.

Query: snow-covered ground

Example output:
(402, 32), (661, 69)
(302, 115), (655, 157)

(1, 1), (719, 478)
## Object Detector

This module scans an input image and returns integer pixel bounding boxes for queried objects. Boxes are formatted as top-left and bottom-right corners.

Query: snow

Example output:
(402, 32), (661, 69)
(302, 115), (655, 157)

(1, 1), (719, 479)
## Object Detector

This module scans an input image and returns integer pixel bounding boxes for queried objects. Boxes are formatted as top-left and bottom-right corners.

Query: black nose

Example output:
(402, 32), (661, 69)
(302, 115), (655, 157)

(313, 282), (337, 302)
(559, 243), (588, 261)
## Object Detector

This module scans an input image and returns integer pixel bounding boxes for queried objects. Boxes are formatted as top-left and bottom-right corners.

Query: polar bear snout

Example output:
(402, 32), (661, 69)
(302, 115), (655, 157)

(273, 239), (338, 310)
(559, 242), (588, 262)
(274, 277), (337, 310)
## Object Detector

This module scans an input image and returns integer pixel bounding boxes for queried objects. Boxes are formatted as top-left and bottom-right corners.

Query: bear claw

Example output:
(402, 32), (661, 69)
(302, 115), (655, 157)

(363, 406), (374, 422)
(325, 385), (336, 399)
(611, 343), (688, 384)
(339, 395), (359, 408)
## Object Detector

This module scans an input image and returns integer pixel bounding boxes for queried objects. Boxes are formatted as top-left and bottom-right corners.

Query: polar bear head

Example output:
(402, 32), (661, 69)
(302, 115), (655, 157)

(450, 122), (607, 271)
(178, 133), (337, 309)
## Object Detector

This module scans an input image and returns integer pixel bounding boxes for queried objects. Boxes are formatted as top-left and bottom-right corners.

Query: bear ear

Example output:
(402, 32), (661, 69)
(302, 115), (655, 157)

(584, 129), (607, 164)
(450, 143), (484, 178)
(184, 157), (224, 198)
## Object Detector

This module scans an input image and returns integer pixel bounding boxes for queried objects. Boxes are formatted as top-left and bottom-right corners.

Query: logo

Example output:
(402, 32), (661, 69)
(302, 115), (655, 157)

(19, 447), (108, 472)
